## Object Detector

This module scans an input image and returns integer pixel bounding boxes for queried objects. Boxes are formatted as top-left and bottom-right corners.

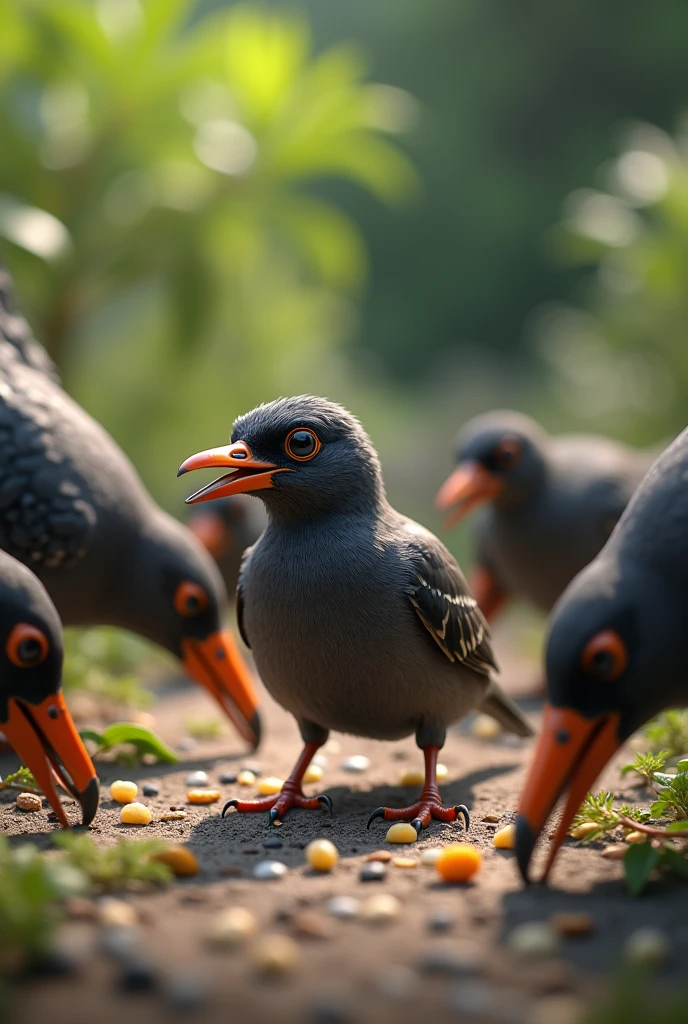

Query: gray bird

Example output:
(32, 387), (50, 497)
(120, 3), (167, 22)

(436, 411), (653, 619)
(179, 396), (533, 831)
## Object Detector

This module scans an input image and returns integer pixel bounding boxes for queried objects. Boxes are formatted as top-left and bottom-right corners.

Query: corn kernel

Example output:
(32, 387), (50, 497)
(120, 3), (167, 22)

(625, 830), (647, 844)
(238, 770), (256, 786)
(600, 845), (625, 860)
(492, 823), (516, 849)
(471, 714), (502, 740)
(257, 777), (284, 796)
(303, 764), (323, 784)
(120, 802), (152, 825)
(385, 822), (418, 844)
(400, 769), (425, 787)
(207, 906), (256, 946)
(435, 843), (482, 883)
(16, 792), (42, 812)
(151, 845), (199, 876)
(361, 894), (402, 924)
(110, 780), (138, 804)
(570, 822), (599, 840)
(187, 789), (221, 804)
(253, 934), (300, 976)
(305, 838), (339, 872)
(392, 857), (418, 868)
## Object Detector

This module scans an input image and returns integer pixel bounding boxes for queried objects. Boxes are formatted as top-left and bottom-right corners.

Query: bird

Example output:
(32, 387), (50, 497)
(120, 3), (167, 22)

(435, 411), (652, 619)
(0, 263), (260, 749)
(515, 424), (688, 884)
(187, 495), (265, 598)
(178, 395), (533, 830)
(0, 547), (99, 827)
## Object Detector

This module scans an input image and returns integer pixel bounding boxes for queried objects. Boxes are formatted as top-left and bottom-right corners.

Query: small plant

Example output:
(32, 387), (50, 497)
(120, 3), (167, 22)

(642, 709), (688, 757)
(621, 750), (669, 784)
(651, 765), (688, 820)
(62, 628), (161, 710)
(0, 768), (40, 795)
(184, 716), (224, 740)
(80, 723), (178, 766)
(53, 834), (173, 891)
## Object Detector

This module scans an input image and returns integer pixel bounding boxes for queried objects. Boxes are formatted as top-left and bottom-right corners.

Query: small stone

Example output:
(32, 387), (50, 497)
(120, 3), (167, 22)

(471, 713), (502, 739)
(65, 897), (97, 921)
(219, 772), (237, 784)
(312, 753), (328, 768)
(365, 850), (392, 863)
(482, 814), (501, 823)
(550, 912), (596, 937)
(207, 906), (257, 946)
(303, 764), (324, 784)
(253, 860), (288, 881)
(376, 965), (417, 999)
(263, 836), (283, 849)
(428, 907), (456, 933)
(305, 839), (339, 873)
(361, 893), (402, 924)
(600, 844), (625, 860)
(507, 922), (560, 961)
(392, 857), (418, 868)
(118, 959), (157, 992)
(16, 792), (42, 812)
(257, 777), (284, 796)
(99, 927), (139, 960)
(163, 975), (207, 1012)
(99, 899), (138, 930)
(623, 927), (670, 966)
(359, 862), (386, 882)
(253, 934), (299, 976)
(159, 811), (186, 822)
(292, 911), (333, 939)
(187, 789), (221, 804)
(492, 823), (516, 849)
(220, 866), (243, 877)
(326, 896), (359, 920)
(177, 737), (196, 752)
(238, 770), (256, 786)
(120, 802), (152, 826)
(142, 783), (159, 797)
(420, 848), (442, 866)
(385, 822), (418, 844)
(110, 780), (138, 804)
(418, 941), (482, 976)
(308, 997), (352, 1024)
(339, 755), (370, 773)
(185, 771), (208, 787)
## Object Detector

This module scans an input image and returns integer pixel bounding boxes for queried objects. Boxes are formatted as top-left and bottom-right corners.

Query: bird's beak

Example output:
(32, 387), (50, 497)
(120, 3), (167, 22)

(436, 461), (504, 527)
(181, 630), (261, 750)
(2, 693), (99, 828)
(188, 512), (232, 558)
(178, 441), (290, 505)
(515, 703), (621, 884)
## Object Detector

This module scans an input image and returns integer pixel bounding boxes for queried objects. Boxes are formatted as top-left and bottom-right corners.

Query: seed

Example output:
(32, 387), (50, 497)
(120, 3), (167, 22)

(99, 898), (138, 930)
(110, 780), (138, 804)
(366, 850), (392, 862)
(16, 792), (42, 812)
(257, 777), (284, 796)
(507, 922), (560, 961)
(550, 912), (596, 937)
(326, 896), (359, 920)
(185, 771), (208, 787)
(151, 846), (199, 877)
(471, 714), (501, 739)
(436, 763), (448, 780)
(436, 844), (482, 883)
(120, 802), (151, 826)
(305, 838), (339, 873)
(159, 811), (186, 822)
(142, 784), (159, 797)
(292, 911), (333, 939)
(420, 848), (442, 867)
(492, 824), (516, 849)
(253, 934), (299, 976)
(238, 770), (256, 786)
(303, 764), (323, 784)
(623, 927), (670, 966)
(361, 893), (402, 924)
(600, 844), (625, 860)
(570, 822), (599, 840)
(219, 772), (237, 784)
(385, 823), (418, 844)
(207, 906), (256, 946)
(253, 860), (288, 881)
(428, 907), (456, 933)
(339, 755), (370, 773)
(393, 857), (418, 868)
(482, 814), (500, 823)
(360, 862), (387, 882)
(625, 831), (647, 844)
(400, 770), (425, 787)
(187, 789), (221, 804)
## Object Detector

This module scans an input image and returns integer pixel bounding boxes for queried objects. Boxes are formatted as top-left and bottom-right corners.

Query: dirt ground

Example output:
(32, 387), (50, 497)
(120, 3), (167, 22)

(3, 632), (687, 1024)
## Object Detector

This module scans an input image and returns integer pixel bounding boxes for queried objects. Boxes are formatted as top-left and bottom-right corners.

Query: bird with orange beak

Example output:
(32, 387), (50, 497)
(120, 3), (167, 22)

(0, 549), (98, 827)
(516, 425), (688, 883)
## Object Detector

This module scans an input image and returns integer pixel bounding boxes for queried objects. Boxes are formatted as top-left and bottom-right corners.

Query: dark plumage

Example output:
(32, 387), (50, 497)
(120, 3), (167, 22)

(0, 547), (98, 826)
(436, 411), (652, 618)
(187, 495), (265, 597)
(179, 396), (532, 831)
(515, 424), (688, 883)
(0, 265), (259, 748)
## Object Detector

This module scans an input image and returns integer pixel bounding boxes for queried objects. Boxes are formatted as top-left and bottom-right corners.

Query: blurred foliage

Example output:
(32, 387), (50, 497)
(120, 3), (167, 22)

(62, 627), (167, 709)
(641, 709), (688, 758)
(53, 832), (172, 890)
(0, 768), (40, 795)
(80, 722), (178, 763)
(184, 714), (224, 739)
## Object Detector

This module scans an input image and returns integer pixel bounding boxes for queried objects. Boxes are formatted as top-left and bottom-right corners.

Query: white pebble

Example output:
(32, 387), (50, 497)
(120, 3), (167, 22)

(420, 848), (442, 866)
(361, 893), (402, 924)
(340, 755), (370, 773)
(326, 896), (360, 920)
(99, 898), (138, 930)
(184, 771), (208, 787)
(470, 714), (502, 740)
(507, 922), (560, 961)
(312, 753), (328, 768)
(207, 907), (257, 946)
(252, 860), (288, 881)
(624, 928), (670, 966)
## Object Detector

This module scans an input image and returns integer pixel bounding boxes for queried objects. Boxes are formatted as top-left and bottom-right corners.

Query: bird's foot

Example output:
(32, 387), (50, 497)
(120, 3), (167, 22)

(222, 785), (333, 825)
(367, 796), (469, 835)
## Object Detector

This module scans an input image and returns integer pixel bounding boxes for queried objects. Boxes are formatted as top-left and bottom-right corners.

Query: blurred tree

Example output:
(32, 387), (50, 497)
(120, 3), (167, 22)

(0, 0), (417, 377)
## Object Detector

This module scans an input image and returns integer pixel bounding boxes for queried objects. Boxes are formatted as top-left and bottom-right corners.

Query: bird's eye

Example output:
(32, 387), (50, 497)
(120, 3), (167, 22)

(174, 581), (209, 617)
(581, 630), (628, 681)
(7, 624), (49, 668)
(285, 427), (321, 462)
(493, 435), (522, 471)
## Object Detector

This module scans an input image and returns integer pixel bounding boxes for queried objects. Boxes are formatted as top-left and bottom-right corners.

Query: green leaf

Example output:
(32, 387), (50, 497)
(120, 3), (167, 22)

(624, 842), (661, 896)
(660, 847), (688, 878)
(678, 759), (688, 773)
(98, 723), (178, 763)
(664, 820), (688, 833)
(79, 729), (104, 747)
(650, 800), (669, 817)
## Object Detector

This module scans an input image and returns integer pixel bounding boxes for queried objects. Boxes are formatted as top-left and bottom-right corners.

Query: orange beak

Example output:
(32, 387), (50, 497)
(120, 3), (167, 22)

(188, 512), (232, 558)
(178, 441), (290, 505)
(515, 703), (621, 884)
(182, 630), (261, 750)
(436, 461), (504, 528)
(2, 692), (99, 828)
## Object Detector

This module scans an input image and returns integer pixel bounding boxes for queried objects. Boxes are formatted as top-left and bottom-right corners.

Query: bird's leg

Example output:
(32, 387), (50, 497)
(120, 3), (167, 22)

(470, 566), (509, 622)
(368, 744), (469, 835)
(222, 732), (332, 825)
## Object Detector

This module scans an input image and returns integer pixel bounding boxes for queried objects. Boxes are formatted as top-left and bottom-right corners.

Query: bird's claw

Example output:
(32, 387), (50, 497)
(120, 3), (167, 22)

(454, 804), (470, 831)
(411, 817), (423, 834)
(317, 794), (334, 816)
(221, 799), (238, 818)
(366, 806), (386, 830)
(269, 807), (280, 825)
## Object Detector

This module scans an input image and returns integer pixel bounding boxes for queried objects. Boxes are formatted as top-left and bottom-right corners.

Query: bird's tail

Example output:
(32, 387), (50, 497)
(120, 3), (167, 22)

(479, 684), (533, 738)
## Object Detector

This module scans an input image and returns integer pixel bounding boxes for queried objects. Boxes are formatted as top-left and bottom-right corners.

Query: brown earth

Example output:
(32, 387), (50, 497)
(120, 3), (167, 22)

(2, 631), (686, 1024)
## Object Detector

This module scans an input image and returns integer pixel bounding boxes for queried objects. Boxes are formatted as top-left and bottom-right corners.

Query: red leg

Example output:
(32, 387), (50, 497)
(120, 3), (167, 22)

(222, 741), (332, 825)
(367, 746), (469, 835)
(470, 566), (509, 622)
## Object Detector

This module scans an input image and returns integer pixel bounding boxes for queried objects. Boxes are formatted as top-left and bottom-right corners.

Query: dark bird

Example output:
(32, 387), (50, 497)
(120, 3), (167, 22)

(0, 548), (99, 826)
(0, 264), (259, 749)
(436, 411), (652, 619)
(179, 396), (532, 830)
(187, 495), (265, 598)
(515, 424), (688, 883)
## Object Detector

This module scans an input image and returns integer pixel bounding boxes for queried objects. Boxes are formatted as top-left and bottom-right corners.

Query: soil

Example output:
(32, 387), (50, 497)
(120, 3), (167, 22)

(3, 629), (687, 1024)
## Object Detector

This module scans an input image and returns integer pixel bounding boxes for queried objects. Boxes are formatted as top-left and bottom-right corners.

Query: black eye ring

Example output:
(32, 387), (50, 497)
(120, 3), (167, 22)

(285, 427), (322, 462)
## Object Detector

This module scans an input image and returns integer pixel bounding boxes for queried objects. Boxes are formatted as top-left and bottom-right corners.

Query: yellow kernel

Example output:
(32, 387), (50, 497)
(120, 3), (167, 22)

(305, 838), (339, 872)
(303, 764), (323, 784)
(570, 822), (599, 840)
(238, 770), (256, 786)
(110, 780), (138, 804)
(187, 789), (221, 804)
(392, 857), (418, 868)
(253, 934), (300, 976)
(151, 845), (199, 877)
(600, 845), (625, 860)
(400, 769), (425, 787)
(207, 906), (256, 946)
(471, 714), (502, 740)
(625, 831), (647, 844)
(420, 848), (442, 866)
(436, 763), (448, 780)
(257, 777), (284, 796)
(120, 802), (152, 825)
(99, 898), (138, 929)
(16, 792), (42, 812)
(385, 823), (418, 844)
(361, 894), (402, 924)
(492, 823), (516, 849)
(436, 843), (482, 883)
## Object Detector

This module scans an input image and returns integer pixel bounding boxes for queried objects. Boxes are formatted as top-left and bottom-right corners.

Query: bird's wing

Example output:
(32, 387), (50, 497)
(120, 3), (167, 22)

(404, 523), (498, 677)
(236, 546), (253, 649)
(0, 265), (62, 385)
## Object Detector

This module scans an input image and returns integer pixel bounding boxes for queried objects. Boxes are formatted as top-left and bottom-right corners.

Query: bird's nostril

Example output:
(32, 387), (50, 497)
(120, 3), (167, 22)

(231, 451), (247, 459)
(555, 729), (570, 744)
(47, 705), (58, 720)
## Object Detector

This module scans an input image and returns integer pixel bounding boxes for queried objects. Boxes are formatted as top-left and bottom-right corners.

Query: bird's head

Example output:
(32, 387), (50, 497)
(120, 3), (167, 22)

(0, 557), (99, 827)
(436, 411), (547, 526)
(515, 553), (680, 884)
(125, 514), (261, 750)
(178, 396), (384, 524)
